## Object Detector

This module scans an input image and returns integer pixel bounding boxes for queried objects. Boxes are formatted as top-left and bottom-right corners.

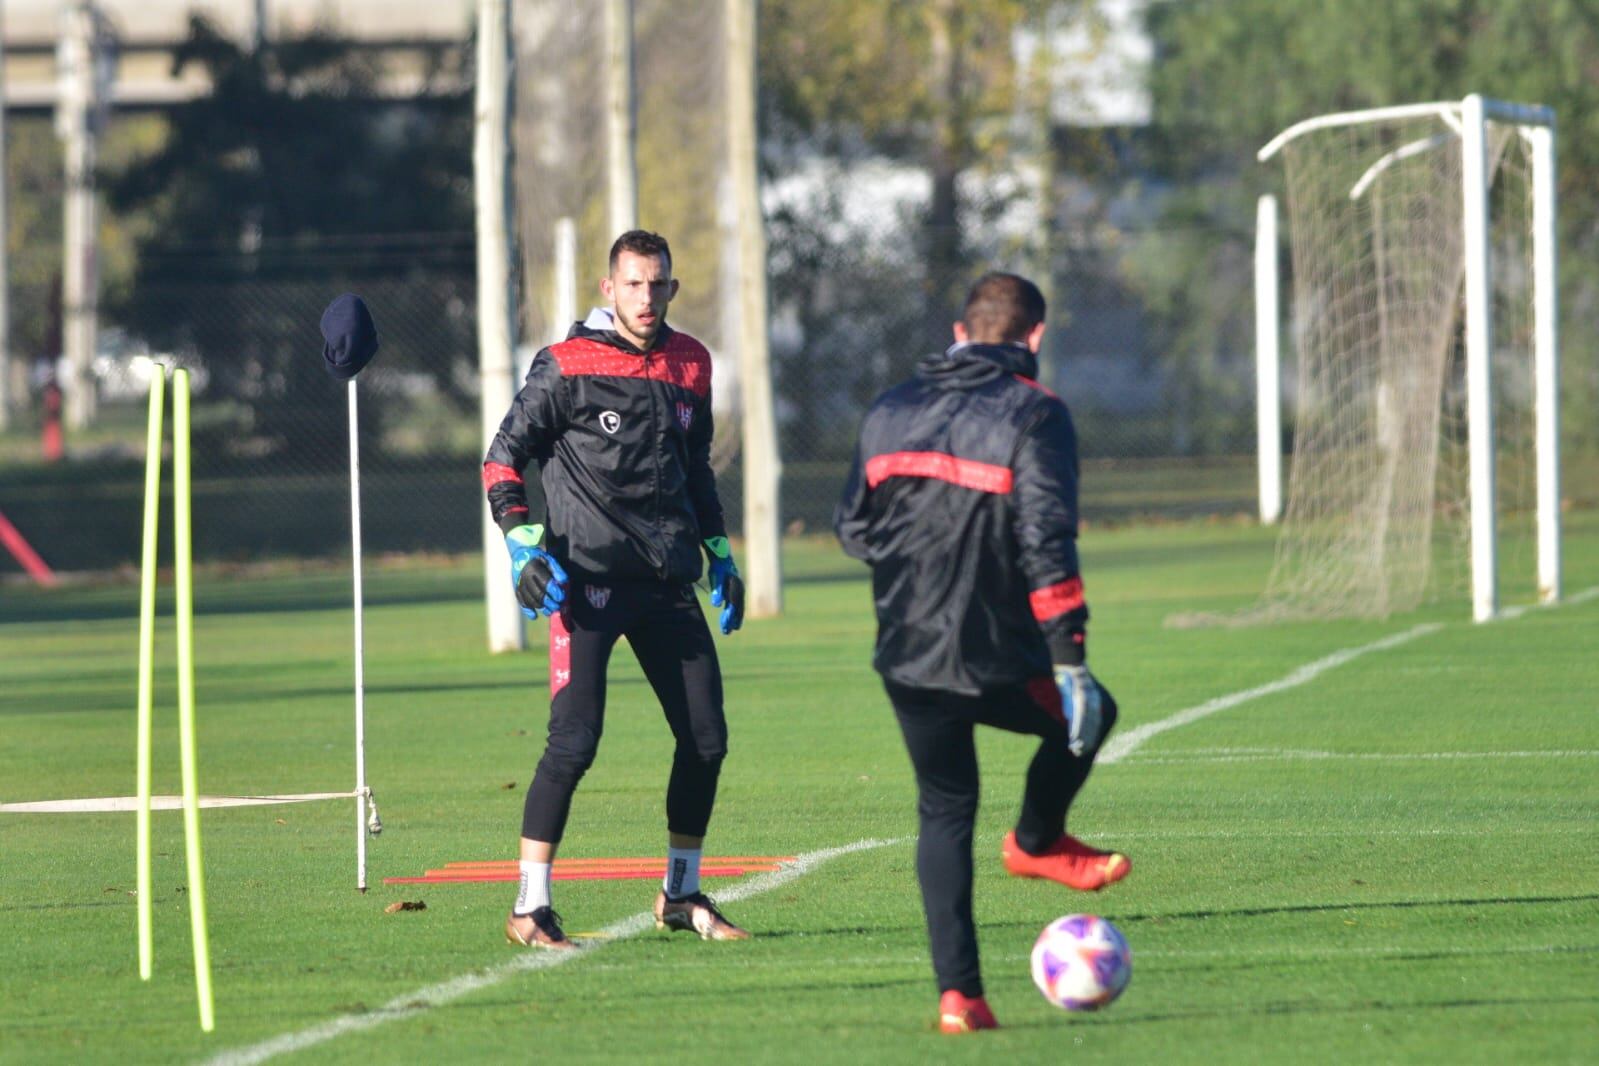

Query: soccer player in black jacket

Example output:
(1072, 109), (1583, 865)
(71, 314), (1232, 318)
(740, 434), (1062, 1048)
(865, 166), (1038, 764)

(484, 231), (748, 948)
(835, 272), (1129, 1032)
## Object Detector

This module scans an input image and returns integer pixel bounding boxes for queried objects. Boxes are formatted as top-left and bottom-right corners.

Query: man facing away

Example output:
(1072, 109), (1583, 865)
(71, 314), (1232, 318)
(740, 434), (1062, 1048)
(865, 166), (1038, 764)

(483, 230), (749, 949)
(835, 272), (1129, 1032)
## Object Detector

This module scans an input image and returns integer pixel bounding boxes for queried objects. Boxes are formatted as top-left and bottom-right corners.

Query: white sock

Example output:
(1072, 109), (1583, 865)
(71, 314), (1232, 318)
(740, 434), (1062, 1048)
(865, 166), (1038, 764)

(663, 846), (702, 899)
(514, 860), (552, 915)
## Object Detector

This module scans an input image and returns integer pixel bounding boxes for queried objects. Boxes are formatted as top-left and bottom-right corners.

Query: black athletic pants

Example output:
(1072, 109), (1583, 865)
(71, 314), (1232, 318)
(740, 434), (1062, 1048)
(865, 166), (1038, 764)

(521, 579), (727, 844)
(885, 677), (1118, 998)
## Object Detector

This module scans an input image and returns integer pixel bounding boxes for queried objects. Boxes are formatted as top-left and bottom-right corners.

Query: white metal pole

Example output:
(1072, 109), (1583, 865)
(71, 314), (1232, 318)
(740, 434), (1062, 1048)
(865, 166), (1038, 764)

(553, 216), (577, 342)
(1529, 121), (1561, 604)
(58, 0), (100, 431)
(1254, 194), (1282, 525)
(727, 0), (782, 617)
(1461, 94), (1497, 623)
(716, 172), (742, 398)
(475, 0), (525, 653)
(348, 380), (368, 891)
(0, 1), (12, 432)
(605, 0), (637, 236)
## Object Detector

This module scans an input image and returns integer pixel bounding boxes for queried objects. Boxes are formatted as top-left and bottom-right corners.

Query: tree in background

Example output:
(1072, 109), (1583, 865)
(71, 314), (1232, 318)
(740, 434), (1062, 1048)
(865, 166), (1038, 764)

(105, 15), (474, 466)
(0, 113), (162, 435)
(1143, 0), (1599, 453)
(761, 0), (1053, 391)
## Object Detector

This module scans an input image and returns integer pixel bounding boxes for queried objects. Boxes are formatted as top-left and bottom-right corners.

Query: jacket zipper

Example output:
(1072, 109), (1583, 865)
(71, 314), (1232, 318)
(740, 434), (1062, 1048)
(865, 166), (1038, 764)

(643, 351), (668, 575)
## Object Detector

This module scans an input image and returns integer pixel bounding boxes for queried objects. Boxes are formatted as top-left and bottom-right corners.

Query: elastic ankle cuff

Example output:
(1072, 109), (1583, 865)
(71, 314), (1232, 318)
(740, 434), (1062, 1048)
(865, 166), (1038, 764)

(1012, 831), (1054, 856)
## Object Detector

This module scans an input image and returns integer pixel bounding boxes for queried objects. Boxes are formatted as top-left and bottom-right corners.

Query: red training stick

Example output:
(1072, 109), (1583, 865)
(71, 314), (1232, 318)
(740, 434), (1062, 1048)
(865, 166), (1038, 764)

(0, 509), (58, 587)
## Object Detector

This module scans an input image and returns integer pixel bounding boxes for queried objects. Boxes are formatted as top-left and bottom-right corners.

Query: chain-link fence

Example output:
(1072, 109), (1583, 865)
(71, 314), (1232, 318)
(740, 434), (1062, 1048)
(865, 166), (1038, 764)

(7, 206), (1599, 581)
(1, 215), (1264, 579)
(760, 194), (1267, 534)
(2, 246), (489, 573)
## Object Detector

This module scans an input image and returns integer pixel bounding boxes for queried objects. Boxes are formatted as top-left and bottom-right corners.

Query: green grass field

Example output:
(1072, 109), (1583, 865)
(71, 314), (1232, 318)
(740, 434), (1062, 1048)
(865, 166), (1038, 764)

(4, 515), (1597, 1064)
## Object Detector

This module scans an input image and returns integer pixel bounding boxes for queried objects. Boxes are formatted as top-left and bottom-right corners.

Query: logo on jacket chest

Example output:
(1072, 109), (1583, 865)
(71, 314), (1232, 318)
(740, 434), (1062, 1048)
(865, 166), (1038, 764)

(675, 401), (694, 431)
(599, 410), (621, 434)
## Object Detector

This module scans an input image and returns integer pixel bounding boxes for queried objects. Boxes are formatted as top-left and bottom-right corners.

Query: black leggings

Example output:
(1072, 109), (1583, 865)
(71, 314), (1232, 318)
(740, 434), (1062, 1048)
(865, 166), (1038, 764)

(886, 678), (1118, 998)
(521, 580), (727, 844)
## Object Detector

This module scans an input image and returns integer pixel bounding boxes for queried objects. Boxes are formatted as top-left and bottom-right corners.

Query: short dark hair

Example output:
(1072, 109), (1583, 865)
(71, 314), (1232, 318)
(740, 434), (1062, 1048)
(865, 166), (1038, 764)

(609, 229), (673, 274)
(960, 272), (1046, 343)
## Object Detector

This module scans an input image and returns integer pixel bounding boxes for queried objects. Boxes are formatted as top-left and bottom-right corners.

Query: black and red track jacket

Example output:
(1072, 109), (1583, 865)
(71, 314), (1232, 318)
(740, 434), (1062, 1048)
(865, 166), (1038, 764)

(483, 312), (727, 585)
(834, 341), (1089, 695)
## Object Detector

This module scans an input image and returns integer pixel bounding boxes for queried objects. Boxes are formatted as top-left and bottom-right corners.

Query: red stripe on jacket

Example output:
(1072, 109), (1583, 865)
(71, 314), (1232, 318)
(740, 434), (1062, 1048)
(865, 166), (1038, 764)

(864, 451), (1013, 494)
(482, 462), (523, 490)
(1029, 576), (1085, 622)
(551, 335), (711, 397)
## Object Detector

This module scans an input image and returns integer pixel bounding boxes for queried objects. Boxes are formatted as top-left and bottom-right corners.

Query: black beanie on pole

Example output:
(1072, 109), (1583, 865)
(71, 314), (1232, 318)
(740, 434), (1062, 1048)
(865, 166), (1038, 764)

(320, 293), (380, 381)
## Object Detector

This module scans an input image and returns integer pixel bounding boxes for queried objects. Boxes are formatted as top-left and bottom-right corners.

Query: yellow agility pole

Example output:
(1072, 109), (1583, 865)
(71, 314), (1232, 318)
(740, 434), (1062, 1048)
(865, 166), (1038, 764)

(136, 365), (166, 981)
(173, 369), (215, 1032)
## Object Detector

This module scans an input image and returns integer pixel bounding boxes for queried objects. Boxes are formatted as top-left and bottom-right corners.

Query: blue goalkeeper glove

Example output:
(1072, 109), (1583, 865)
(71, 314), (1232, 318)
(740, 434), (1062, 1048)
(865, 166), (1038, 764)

(1054, 663), (1105, 757)
(507, 524), (568, 619)
(703, 536), (744, 635)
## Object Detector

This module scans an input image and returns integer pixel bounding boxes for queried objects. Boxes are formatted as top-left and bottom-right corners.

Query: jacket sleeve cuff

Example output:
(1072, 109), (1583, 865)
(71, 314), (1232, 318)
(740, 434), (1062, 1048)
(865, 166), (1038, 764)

(496, 509), (532, 536)
(1045, 627), (1087, 667)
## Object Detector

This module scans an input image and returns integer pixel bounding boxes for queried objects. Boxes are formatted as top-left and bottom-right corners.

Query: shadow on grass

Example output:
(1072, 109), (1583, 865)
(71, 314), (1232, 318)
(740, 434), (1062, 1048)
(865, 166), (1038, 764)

(0, 573), (481, 627)
(219, 677), (541, 708)
(723, 923), (927, 941)
(1151, 941), (1599, 982)
(1090, 991), (1599, 1028)
(1115, 891), (1599, 925)
(1, 573), (873, 629)
(2, 655), (659, 718)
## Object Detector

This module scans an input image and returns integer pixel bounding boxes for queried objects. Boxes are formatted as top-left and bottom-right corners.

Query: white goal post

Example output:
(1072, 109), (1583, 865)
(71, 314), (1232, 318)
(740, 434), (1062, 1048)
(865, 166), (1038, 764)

(1255, 95), (1560, 623)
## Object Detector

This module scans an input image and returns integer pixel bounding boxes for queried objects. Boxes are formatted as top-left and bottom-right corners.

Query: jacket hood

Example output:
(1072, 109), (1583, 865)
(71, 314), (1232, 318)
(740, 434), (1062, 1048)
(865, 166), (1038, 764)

(565, 306), (672, 354)
(916, 341), (1039, 389)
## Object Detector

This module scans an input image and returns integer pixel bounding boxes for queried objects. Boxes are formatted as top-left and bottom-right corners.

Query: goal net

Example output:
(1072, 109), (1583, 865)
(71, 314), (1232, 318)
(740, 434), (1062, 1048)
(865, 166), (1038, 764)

(1245, 98), (1558, 623)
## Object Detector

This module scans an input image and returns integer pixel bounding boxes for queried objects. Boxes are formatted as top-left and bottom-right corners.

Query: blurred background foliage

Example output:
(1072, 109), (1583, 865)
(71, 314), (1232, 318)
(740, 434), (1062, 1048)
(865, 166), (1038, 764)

(3, 0), (1597, 571)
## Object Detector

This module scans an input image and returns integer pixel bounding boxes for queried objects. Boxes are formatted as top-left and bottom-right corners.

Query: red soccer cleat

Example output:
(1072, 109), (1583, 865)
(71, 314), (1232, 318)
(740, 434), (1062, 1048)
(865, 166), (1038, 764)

(1002, 830), (1131, 891)
(938, 990), (999, 1033)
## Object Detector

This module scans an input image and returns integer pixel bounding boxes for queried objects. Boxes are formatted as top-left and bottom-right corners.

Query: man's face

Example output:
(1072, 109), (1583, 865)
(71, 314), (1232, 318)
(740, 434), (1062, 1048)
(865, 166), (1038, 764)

(600, 250), (678, 348)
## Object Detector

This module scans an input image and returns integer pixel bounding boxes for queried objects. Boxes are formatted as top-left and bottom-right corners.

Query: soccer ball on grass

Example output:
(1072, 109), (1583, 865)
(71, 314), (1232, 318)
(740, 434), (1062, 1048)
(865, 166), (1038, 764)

(1030, 913), (1131, 1011)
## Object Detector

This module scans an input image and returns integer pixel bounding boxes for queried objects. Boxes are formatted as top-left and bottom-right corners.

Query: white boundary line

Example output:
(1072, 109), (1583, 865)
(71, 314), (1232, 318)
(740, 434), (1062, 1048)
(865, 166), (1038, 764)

(1100, 582), (1599, 767)
(203, 837), (904, 1066)
(1098, 623), (1443, 765)
(0, 793), (356, 814)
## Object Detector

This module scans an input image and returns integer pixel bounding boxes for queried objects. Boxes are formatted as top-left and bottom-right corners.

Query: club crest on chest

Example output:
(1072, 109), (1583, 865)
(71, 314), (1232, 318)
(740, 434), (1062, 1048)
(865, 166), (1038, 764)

(676, 401), (694, 431)
(585, 584), (612, 609)
(599, 410), (621, 434)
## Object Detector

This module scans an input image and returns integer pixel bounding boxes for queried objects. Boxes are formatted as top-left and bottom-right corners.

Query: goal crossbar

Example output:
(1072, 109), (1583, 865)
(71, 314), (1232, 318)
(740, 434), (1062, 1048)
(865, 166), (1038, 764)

(1259, 98), (1554, 162)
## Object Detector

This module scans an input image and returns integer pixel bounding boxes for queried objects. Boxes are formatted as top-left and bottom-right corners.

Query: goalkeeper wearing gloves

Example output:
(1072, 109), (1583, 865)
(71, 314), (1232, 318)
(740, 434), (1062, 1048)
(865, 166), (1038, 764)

(483, 230), (747, 951)
(835, 272), (1128, 1034)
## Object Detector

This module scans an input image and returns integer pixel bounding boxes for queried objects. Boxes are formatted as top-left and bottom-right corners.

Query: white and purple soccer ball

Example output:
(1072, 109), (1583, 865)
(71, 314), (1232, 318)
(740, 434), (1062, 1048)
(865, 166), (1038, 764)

(1030, 913), (1132, 1011)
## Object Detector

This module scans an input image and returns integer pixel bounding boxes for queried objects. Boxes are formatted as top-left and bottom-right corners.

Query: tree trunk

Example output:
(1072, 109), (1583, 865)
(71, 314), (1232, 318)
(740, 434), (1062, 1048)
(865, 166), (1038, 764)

(922, 0), (966, 364)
